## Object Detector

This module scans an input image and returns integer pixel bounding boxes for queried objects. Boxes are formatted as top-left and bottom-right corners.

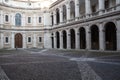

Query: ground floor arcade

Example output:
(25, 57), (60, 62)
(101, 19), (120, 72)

(51, 21), (120, 51)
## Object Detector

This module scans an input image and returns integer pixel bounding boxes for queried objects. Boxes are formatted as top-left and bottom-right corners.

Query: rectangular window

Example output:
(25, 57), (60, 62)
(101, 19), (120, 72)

(28, 17), (31, 23)
(39, 17), (42, 23)
(28, 37), (31, 42)
(39, 37), (42, 42)
(105, 0), (109, 9)
(5, 15), (9, 22)
(5, 37), (9, 43)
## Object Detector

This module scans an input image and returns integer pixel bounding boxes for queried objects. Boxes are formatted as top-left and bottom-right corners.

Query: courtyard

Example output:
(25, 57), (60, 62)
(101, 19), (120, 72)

(0, 49), (120, 80)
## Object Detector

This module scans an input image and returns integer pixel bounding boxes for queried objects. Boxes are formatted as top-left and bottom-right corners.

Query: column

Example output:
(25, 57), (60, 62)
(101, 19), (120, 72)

(67, 30), (71, 49)
(99, 0), (105, 15)
(33, 33), (37, 48)
(86, 26), (91, 50)
(85, 0), (92, 17)
(0, 32), (4, 48)
(117, 19), (120, 51)
(75, 28), (80, 49)
(23, 33), (26, 48)
(60, 8), (63, 24)
(116, 0), (120, 10)
(75, 0), (80, 20)
(11, 32), (15, 48)
(60, 31), (63, 49)
(53, 11), (57, 25)
(67, 3), (70, 22)
(99, 23), (105, 51)
(53, 32), (57, 49)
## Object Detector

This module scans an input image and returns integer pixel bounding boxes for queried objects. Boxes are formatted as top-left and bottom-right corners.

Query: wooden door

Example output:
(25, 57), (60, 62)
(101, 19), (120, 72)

(15, 33), (23, 48)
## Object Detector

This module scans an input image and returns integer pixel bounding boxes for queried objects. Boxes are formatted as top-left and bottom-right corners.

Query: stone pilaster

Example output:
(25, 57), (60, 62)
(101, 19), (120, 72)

(22, 14), (25, 27)
(99, 0), (105, 15)
(60, 31), (63, 49)
(67, 30), (71, 49)
(116, 0), (120, 10)
(0, 10), (3, 28)
(117, 19), (120, 51)
(33, 14), (37, 27)
(86, 26), (91, 50)
(75, 0), (80, 20)
(85, 0), (92, 17)
(67, 3), (70, 22)
(53, 11), (57, 25)
(11, 13), (15, 26)
(11, 32), (15, 48)
(23, 33), (26, 48)
(75, 28), (80, 49)
(60, 8), (63, 24)
(33, 33), (37, 48)
(0, 32), (4, 48)
(53, 32), (57, 49)
(99, 23), (105, 51)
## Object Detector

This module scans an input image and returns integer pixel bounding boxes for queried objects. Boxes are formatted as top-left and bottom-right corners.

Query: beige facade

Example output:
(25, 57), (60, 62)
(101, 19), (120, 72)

(0, 1), (45, 49)
(0, 0), (120, 51)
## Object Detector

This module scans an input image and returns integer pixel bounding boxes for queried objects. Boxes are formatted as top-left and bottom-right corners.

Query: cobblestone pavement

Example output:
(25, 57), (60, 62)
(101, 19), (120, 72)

(0, 49), (120, 80)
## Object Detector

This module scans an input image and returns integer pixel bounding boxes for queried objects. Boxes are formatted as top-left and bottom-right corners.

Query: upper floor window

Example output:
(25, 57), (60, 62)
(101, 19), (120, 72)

(70, 1), (75, 19)
(15, 13), (21, 26)
(56, 8), (60, 24)
(63, 5), (67, 21)
(5, 15), (9, 22)
(105, 0), (109, 9)
(39, 17), (42, 23)
(28, 17), (31, 23)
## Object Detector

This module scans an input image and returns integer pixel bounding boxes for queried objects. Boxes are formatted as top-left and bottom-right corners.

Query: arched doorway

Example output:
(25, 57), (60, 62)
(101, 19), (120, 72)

(15, 33), (23, 48)
(105, 22), (117, 50)
(70, 29), (75, 49)
(91, 25), (99, 50)
(56, 32), (60, 48)
(63, 30), (67, 49)
(79, 27), (86, 49)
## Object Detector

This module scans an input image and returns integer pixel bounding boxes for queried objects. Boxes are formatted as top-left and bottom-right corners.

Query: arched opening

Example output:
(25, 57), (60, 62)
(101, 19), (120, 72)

(70, 29), (75, 49)
(79, 27), (86, 49)
(105, 22), (117, 50)
(63, 30), (67, 49)
(56, 8), (60, 25)
(15, 13), (21, 26)
(63, 5), (67, 22)
(51, 33), (54, 48)
(56, 32), (60, 48)
(91, 25), (99, 50)
(70, 1), (75, 19)
(15, 33), (23, 48)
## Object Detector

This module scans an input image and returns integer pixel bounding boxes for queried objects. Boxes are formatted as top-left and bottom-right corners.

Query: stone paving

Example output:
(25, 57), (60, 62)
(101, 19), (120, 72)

(0, 48), (120, 80)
